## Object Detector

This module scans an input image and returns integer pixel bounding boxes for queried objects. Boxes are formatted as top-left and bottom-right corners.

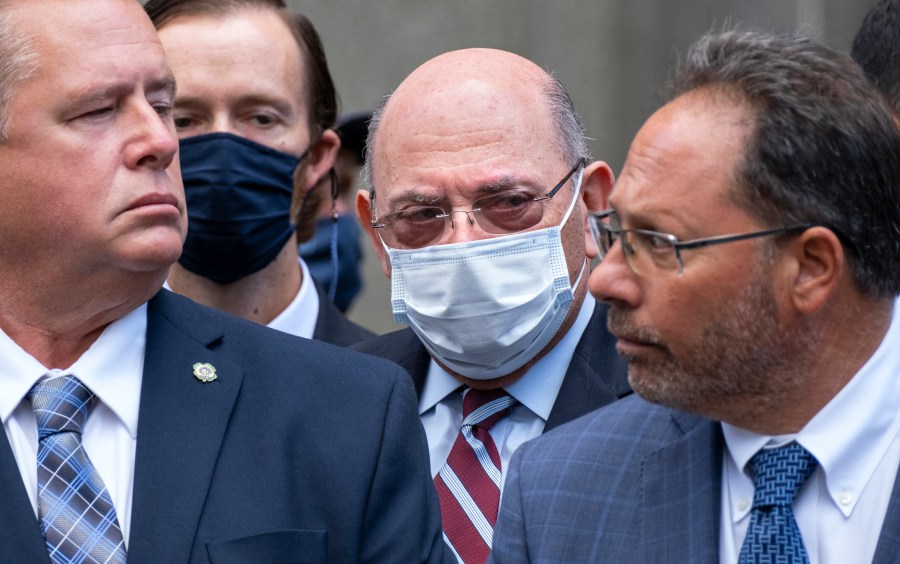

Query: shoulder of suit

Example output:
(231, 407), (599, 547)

(518, 395), (706, 464)
(148, 289), (406, 386)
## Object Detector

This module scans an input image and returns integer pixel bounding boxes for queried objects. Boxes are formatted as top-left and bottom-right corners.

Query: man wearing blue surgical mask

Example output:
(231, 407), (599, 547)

(146, 0), (373, 346)
(353, 48), (631, 562)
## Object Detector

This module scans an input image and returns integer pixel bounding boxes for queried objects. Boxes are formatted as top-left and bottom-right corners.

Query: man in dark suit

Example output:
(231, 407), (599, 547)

(353, 48), (629, 561)
(491, 31), (900, 563)
(144, 0), (373, 346)
(0, 0), (443, 561)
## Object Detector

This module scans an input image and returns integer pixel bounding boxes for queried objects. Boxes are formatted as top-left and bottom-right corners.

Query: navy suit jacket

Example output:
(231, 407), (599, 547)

(0, 290), (444, 563)
(351, 302), (630, 433)
(490, 394), (900, 563)
(312, 283), (374, 346)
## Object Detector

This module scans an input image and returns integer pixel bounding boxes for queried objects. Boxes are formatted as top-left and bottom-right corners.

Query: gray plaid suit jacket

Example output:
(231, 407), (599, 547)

(490, 394), (900, 563)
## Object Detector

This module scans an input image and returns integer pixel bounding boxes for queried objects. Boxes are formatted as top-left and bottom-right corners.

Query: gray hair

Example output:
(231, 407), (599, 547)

(0, 6), (38, 142)
(669, 30), (900, 298)
(362, 72), (591, 211)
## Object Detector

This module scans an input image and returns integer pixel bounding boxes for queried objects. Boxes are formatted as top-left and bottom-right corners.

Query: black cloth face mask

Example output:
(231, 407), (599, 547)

(178, 132), (308, 284)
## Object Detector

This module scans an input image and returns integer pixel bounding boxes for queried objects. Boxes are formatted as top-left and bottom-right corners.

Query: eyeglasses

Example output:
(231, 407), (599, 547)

(372, 159), (585, 249)
(589, 209), (815, 275)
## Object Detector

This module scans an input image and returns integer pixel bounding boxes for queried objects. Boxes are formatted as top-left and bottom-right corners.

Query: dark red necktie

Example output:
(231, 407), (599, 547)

(434, 388), (515, 563)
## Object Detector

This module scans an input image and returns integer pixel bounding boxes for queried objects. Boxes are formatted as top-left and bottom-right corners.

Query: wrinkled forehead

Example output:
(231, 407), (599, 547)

(611, 93), (752, 226)
(13, 0), (165, 65)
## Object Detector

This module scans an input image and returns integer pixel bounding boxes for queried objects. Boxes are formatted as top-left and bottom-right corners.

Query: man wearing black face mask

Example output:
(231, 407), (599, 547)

(145, 0), (373, 346)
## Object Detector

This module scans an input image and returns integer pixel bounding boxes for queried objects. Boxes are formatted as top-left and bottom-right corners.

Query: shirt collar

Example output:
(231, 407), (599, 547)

(268, 257), (319, 339)
(723, 295), (900, 518)
(0, 304), (147, 438)
(418, 295), (596, 419)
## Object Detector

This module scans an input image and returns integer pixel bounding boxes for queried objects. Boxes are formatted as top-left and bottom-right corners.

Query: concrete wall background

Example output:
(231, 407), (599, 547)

(292, 1), (878, 334)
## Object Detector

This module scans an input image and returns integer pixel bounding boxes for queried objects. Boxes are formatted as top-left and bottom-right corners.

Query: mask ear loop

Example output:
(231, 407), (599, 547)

(291, 139), (341, 303)
(326, 168), (340, 302)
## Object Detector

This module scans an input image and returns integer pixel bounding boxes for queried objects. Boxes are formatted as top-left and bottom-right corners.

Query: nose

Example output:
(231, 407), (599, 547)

(126, 101), (178, 171)
(209, 114), (238, 136)
(588, 240), (642, 309)
(442, 210), (482, 244)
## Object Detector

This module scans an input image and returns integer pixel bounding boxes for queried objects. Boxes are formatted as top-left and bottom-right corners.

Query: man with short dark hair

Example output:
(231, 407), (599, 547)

(354, 48), (629, 561)
(145, 0), (373, 345)
(852, 0), (900, 114)
(491, 30), (900, 563)
(0, 1), (443, 562)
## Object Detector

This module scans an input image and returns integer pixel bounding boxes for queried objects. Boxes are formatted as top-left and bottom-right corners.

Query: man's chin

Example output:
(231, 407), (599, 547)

(627, 363), (702, 413)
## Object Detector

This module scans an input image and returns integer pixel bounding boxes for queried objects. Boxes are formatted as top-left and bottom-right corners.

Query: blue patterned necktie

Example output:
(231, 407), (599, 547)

(28, 375), (127, 564)
(738, 442), (818, 564)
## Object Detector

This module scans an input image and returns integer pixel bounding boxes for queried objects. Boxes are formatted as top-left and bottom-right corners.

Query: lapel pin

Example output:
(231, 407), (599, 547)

(193, 362), (218, 383)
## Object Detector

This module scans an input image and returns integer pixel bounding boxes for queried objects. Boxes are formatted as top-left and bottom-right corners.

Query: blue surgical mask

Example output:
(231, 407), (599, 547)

(385, 167), (586, 380)
(178, 133), (308, 284)
(299, 215), (365, 312)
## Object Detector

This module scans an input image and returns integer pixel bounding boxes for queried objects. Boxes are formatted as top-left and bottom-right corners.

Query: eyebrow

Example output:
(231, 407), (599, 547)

(173, 92), (295, 116)
(68, 71), (177, 108)
(150, 73), (178, 99)
(384, 174), (541, 209)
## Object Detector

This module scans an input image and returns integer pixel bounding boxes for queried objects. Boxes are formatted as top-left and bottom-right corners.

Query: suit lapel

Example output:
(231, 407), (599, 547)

(0, 432), (51, 562)
(641, 414), (722, 563)
(368, 328), (431, 398)
(127, 292), (244, 563)
(872, 459), (900, 563)
(546, 303), (629, 431)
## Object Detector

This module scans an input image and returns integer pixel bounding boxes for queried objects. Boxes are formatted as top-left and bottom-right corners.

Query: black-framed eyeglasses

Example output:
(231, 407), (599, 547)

(372, 159), (585, 249)
(589, 209), (816, 275)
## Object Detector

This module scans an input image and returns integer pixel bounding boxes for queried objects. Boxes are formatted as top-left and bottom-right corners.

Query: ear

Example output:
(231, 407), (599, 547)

(301, 128), (341, 191)
(356, 188), (392, 278)
(580, 160), (615, 259)
(781, 226), (844, 315)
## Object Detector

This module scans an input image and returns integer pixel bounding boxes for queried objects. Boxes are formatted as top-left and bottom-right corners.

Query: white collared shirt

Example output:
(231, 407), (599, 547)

(164, 258), (320, 338)
(720, 296), (900, 564)
(268, 258), (320, 339)
(419, 295), (596, 494)
(0, 304), (147, 547)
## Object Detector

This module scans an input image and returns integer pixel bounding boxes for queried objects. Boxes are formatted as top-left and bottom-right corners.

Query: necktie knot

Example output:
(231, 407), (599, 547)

(749, 442), (818, 509)
(28, 375), (95, 440)
(462, 388), (514, 431)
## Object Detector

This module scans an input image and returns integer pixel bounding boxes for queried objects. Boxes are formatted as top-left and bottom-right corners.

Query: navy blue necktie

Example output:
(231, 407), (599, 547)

(738, 442), (818, 564)
(28, 375), (127, 564)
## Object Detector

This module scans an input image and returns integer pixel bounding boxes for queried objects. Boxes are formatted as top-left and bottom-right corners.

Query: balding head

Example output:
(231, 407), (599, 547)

(355, 47), (614, 388)
(363, 48), (588, 202)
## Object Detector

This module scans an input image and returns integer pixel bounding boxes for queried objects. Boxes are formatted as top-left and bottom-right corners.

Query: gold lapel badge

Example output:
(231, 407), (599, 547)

(193, 362), (218, 383)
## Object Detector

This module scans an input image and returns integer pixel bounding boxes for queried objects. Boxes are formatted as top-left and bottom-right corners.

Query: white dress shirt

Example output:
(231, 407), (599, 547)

(268, 258), (320, 339)
(0, 304), (147, 547)
(720, 296), (900, 564)
(419, 295), (596, 494)
(164, 257), (320, 338)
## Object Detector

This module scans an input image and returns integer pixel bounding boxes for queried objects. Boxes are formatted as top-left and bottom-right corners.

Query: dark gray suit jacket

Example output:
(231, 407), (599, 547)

(312, 283), (374, 346)
(351, 302), (630, 432)
(490, 394), (900, 563)
(0, 290), (443, 563)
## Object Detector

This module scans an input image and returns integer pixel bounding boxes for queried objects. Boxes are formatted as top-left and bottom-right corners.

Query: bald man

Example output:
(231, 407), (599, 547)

(352, 48), (630, 562)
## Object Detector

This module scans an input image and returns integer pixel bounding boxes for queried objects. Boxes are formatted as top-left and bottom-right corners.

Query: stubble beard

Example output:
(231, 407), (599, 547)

(609, 266), (818, 422)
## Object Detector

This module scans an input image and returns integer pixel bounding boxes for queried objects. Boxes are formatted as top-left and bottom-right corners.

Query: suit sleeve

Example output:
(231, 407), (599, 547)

(360, 366), (447, 563)
(489, 446), (530, 563)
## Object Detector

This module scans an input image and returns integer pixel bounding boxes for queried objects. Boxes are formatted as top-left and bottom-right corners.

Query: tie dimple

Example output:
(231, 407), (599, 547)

(738, 442), (818, 564)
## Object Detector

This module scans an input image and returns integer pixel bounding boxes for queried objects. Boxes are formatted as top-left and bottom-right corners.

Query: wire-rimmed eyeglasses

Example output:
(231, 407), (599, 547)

(372, 159), (585, 249)
(588, 209), (815, 275)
